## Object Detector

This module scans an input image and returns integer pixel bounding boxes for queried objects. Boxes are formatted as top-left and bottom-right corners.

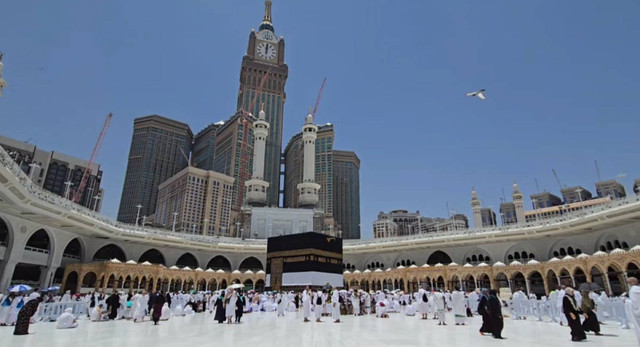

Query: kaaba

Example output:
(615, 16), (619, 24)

(266, 232), (343, 290)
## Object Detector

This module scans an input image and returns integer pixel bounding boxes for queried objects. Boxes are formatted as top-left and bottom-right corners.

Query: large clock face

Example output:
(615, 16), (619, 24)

(256, 41), (277, 60)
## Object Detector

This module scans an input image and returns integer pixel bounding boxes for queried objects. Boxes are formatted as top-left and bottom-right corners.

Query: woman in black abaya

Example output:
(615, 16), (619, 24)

(562, 287), (587, 342)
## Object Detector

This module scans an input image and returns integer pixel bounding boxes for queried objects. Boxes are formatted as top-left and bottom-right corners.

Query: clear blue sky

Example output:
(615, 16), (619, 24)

(1, 1), (639, 239)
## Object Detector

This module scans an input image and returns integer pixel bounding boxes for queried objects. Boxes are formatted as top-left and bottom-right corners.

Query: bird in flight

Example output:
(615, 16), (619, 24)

(466, 89), (486, 100)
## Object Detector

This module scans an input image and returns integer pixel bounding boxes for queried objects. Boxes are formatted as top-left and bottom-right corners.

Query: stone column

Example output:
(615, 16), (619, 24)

(525, 277), (532, 296)
(542, 275), (550, 296)
(604, 274), (613, 296)
(76, 273), (83, 294)
(40, 265), (57, 289)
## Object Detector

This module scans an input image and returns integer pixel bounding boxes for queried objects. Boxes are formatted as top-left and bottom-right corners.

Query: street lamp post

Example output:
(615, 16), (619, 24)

(135, 204), (143, 227)
(63, 181), (73, 200)
(203, 219), (209, 235)
(488, 206), (496, 226)
(28, 162), (40, 181)
(172, 212), (178, 232)
(92, 194), (101, 211)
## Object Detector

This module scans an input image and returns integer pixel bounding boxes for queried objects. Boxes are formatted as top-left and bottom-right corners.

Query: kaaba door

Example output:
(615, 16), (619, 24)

(270, 258), (283, 291)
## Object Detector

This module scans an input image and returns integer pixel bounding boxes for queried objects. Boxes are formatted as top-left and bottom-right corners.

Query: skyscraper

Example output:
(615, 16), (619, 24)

(212, 112), (253, 213)
(192, 122), (223, 171)
(237, 0), (288, 207)
(333, 150), (360, 239)
(155, 166), (234, 235)
(117, 115), (192, 224)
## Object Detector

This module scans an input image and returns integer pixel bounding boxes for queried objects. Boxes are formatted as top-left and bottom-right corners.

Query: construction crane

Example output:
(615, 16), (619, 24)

(73, 113), (112, 204)
(236, 70), (271, 208)
(552, 169), (564, 190)
(312, 77), (327, 118)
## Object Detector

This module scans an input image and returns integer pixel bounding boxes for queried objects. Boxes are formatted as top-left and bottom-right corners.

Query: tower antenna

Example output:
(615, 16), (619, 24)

(595, 160), (602, 181)
(534, 178), (540, 193)
(501, 187), (506, 201)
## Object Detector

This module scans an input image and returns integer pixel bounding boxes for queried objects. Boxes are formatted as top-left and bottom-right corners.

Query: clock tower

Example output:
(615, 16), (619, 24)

(237, 0), (288, 207)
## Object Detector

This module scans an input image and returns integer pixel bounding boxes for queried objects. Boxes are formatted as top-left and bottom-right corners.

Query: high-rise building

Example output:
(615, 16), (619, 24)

(0, 134), (102, 211)
(237, 0), (288, 208)
(375, 210), (420, 236)
(155, 166), (234, 235)
(530, 192), (563, 209)
(373, 218), (397, 238)
(595, 180), (626, 199)
(333, 150), (360, 239)
(499, 202), (517, 225)
(192, 122), (223, 171)
(117, 115), (192, 224)
(480, 208), (497, 227)
(283, 124), (334, 213)
(212, 113), (254, 214)
(561, 186), (592, 203)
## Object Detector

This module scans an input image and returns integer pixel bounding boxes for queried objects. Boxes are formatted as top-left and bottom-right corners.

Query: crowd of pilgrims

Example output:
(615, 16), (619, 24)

(2, 277), (640, 344)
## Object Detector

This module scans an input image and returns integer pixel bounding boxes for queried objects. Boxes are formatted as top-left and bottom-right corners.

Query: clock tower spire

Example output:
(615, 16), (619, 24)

(237, 1), (289, 208)
(264, 0), (272, 22)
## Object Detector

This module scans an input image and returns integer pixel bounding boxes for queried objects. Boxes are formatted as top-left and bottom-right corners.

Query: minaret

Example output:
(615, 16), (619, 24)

(0, 54), (6, 98)
(470, 187), (483, 228)
(245, 104), (270, 207)
(297, 109), (321, 208)
(512, 180), (525, 224)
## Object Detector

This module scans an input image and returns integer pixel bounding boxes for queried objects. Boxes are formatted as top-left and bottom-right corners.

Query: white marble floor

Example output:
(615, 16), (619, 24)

(1, 311), (637, 347)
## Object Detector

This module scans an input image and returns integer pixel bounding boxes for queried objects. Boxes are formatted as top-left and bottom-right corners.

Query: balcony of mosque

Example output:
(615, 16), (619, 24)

(21, 245), (50, 266)
(3, 142), (640, 251)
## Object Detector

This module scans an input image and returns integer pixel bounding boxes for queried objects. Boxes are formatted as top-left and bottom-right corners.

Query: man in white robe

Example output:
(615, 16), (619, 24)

(184, 304), (194, 315)
(451, 288), (466, 325)
(364, 292), (371, 315)
(276, 292), (285, 316)
(314, 290), (323, 322)
(434, 291), (447, 325)
(173, 304), (184, 316)
(557, 286), (567, 325)
(302, 287), (311, 322)
(512, 288), (527, 320)
(548, 290), (559, 322)
(160, 303), (171, 321)
(61, 290), (71, 303)
(351, 291), (361, 316)
(56, 308), (78, 329)
(132, 293), (147, 322)
(405, 301), (416, 316)
(331, 290), (341, 323)
(444, 291), (452, 310)
(468, 290), (479, 313)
